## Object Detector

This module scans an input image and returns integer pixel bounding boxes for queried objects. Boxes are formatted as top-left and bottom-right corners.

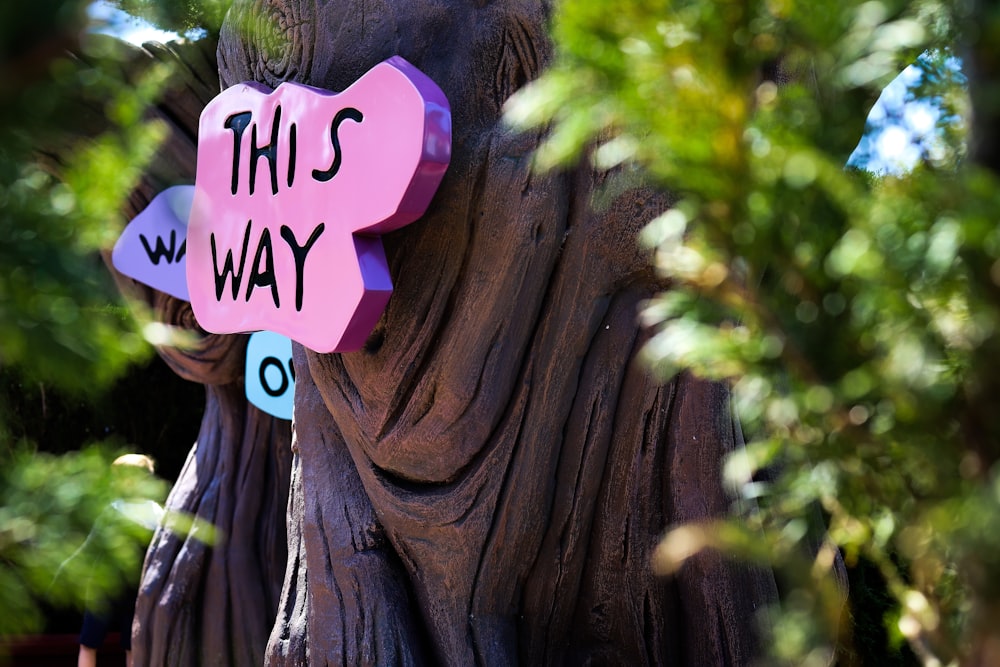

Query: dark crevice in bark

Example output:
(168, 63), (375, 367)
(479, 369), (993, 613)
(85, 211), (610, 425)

(374, 148), (487, 446)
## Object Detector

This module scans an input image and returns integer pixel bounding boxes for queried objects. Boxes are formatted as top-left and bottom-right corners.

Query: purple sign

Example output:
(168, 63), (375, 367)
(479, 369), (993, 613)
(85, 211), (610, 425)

(112, 185), (193, 301)
(186, 56), (451, 352)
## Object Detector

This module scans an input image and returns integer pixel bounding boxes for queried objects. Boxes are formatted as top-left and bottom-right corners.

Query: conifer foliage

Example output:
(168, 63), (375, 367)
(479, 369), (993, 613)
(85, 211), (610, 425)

(508, 1), (1000, 663)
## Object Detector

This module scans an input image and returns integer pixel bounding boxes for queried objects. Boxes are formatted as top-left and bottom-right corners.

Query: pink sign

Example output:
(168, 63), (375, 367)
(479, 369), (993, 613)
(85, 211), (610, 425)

(186, 57), (450, 352)
(112, 185), (193, 301)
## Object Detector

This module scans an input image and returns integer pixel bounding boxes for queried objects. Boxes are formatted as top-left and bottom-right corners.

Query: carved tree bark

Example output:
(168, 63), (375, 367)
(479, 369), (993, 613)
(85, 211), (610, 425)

(215, 1), (778, 665)
(102, 40), (293, 667)
(134, 366), (291, 666)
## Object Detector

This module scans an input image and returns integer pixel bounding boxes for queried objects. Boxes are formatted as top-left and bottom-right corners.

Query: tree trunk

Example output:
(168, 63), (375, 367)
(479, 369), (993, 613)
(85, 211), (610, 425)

(103, 39), (293, 667)
(216, 1), (778, 664)
(133, 377), (291, 666)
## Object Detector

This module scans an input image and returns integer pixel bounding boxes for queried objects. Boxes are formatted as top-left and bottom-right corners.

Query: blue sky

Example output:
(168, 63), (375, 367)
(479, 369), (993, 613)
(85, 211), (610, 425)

(87, 1), (187, 45)
(847, 60), (960, 174)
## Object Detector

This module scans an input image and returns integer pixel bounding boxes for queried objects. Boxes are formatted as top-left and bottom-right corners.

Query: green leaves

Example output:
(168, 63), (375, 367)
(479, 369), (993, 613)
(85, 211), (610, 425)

(108, 0), (229, 37)
(0, 21), (172, 393)
(0, 445), (168, 636)
(0, 0), (191, 638)
(509, 0), (997, 661)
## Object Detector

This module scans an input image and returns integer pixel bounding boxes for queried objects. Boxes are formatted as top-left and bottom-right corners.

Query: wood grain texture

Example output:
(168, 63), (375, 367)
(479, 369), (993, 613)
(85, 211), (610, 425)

(214, 1), (779, 664)
(101, 39), (293, 667)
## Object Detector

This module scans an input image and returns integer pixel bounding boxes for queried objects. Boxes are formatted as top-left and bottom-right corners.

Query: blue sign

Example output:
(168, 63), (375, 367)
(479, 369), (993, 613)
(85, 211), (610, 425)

(245, 331), (295, 420)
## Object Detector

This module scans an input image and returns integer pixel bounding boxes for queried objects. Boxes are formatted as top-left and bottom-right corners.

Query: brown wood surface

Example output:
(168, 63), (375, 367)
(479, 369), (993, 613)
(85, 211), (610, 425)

(98, 2), (781, 663)
(212, 1), (779, 665)
(102, 39), (293, 667)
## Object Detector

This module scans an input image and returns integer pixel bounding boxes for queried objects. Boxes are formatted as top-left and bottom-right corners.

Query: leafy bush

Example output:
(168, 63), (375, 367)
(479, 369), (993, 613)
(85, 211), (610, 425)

(509, 0), (1000, 663)
(0, 0), (173, 635)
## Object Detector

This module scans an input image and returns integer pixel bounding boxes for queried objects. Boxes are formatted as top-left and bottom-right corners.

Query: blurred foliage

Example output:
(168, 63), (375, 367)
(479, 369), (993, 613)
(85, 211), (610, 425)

(508, 0), (1000, 664)
(107, 0), (229, 38)
(0, 0), (187, 638)
(0, 446), (167, 636)
(0, 5), (171, 392)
